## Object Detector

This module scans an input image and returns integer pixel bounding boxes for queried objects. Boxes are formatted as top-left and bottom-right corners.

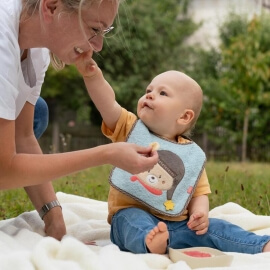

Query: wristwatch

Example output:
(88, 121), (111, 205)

(38, 200), (62, 220)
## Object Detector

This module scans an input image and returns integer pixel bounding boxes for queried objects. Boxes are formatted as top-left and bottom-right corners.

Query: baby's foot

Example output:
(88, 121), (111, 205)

(145, 222), (169, 254)
(263, 240), (270, 252)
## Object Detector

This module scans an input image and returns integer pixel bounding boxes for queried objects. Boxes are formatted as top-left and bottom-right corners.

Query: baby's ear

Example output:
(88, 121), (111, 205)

(177, 109), (195, 125)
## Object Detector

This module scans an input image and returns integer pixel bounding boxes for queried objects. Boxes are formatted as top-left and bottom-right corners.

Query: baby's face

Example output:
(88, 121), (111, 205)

(137, 71), (191, 139)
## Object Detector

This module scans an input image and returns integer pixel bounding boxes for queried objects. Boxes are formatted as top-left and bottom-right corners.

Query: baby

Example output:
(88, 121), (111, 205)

(76, 57), (270, 254)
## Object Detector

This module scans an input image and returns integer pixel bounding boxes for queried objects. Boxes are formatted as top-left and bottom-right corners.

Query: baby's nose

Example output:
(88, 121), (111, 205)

(146, 92), (154, 99)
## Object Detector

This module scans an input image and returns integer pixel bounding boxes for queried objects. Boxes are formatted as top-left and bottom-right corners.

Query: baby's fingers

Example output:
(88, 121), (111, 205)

(188, 219), (208, 234)
(195, 225), (208, 235)
(187, 213), (203, 227)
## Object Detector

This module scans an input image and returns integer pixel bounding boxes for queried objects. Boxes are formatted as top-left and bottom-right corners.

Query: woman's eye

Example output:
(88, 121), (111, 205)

(160, 91), (167, 96)
(92, 28), (101, 35)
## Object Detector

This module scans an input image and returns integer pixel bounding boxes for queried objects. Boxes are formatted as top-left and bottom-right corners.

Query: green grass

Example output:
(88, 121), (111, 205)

(207, 162), (270, 215)
(0, 162), (269, 220)
(0, 165), (111, 220)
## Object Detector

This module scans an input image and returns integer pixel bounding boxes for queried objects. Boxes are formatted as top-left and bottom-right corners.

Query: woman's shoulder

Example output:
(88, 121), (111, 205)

(0, 0), (22, 28)
(30, 48), (50, 67)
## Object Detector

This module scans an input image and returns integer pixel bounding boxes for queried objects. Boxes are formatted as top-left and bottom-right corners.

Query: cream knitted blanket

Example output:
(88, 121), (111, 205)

(0, 192), (270, 270)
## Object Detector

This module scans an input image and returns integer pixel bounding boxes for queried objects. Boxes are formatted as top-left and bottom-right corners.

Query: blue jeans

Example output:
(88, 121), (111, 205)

(110, 207), (270, 254)
(33, 97), (49, 139)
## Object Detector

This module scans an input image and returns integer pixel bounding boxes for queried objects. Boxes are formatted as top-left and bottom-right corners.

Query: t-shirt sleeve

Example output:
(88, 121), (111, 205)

(101, 108), (137, 142)
(26, 48), (50, 106)
(192, 168), (211, 197)
(0, 21), (20, 119)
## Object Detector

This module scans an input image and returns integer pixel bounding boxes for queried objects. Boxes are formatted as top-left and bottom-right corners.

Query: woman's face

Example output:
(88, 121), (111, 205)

(47, 0), (119, 64)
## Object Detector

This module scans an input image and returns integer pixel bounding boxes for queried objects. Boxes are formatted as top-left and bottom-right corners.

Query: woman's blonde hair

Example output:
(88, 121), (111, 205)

(22, 0), (119, 70)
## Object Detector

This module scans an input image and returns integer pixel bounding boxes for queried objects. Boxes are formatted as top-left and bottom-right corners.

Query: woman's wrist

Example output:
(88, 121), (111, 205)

(101, 143), (115, 165)
(38, 200), (62, 220)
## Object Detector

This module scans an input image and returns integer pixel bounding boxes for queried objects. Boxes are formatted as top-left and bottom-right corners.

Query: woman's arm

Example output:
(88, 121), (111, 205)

(15, 101), (66, 240)
(0, 112), (158, 189)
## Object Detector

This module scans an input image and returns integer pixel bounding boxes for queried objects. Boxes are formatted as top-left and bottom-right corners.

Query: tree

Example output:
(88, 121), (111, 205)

(41, 65), (90, 152)
(220, 15), (270, 161)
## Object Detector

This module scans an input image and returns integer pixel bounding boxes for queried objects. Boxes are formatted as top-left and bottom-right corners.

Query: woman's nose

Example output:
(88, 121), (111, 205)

(89, 36), (104, 52)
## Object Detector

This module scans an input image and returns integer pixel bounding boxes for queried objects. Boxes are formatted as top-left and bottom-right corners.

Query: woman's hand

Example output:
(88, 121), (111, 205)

(106, 142), (159, 175)
(43, 207), (66, 240)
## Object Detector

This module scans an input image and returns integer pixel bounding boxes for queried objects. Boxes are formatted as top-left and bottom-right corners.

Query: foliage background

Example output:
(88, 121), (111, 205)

(40, 0), (270, 162)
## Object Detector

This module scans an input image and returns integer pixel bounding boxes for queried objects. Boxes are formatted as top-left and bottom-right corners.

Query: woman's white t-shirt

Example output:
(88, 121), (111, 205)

(0, 0), (50, 120)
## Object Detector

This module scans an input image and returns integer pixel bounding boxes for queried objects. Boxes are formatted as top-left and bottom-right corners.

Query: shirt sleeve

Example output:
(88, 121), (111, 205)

(26, 48), (50, 106)
(0, 3), (50, 119)
(101, 108), (137, 142)
(192, 168), (211, 197)
(0, 18), (20, 119)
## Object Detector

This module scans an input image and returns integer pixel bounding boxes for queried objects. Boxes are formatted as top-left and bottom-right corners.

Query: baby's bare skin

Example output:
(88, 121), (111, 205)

(145, 222), (169, 254)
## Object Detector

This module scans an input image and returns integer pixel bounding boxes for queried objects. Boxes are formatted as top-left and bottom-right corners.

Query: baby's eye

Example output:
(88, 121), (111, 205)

(160, 91), (167, 96)
(146, 89), (152, 94)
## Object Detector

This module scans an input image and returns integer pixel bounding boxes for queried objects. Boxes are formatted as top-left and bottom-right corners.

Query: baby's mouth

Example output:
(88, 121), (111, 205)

(143, 102), (152, 109)
(74, 47), (84, 54)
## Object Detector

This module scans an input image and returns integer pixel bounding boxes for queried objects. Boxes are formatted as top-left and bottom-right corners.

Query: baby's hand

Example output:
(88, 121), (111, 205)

(187, 211), (209, 235)
(75, 51), (100, 78)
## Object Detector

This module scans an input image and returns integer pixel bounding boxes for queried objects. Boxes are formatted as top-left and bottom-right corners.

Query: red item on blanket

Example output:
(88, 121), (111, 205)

(183, 250), (212, 257)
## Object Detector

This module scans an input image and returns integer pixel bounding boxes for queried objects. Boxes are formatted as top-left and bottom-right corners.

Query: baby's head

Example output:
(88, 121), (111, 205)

(137, 70), (202, 141)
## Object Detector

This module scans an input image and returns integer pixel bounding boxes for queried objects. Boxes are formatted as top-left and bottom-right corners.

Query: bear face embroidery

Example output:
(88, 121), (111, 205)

(130, 150), (185, 210)
(131, 163), (174, 195)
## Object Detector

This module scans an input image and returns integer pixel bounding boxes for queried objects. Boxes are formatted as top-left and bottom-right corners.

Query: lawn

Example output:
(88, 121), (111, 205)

(0, 162), (269, 219)
(206, 162), (270, 215)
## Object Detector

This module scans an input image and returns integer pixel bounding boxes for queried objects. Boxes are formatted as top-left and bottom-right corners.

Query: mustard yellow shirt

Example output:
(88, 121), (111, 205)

(102, 108), (211, 224)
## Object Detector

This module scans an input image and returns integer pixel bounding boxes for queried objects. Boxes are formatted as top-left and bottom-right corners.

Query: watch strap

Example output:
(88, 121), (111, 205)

(38, 200), (62, 220)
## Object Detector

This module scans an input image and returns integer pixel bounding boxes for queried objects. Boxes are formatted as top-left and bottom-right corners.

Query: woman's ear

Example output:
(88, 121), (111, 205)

(41, 0), (59, 22)
(177, 109), (195, 125)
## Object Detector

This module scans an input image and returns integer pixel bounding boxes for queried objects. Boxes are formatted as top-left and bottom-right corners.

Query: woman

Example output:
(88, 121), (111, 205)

(0, 0), (158, 240)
